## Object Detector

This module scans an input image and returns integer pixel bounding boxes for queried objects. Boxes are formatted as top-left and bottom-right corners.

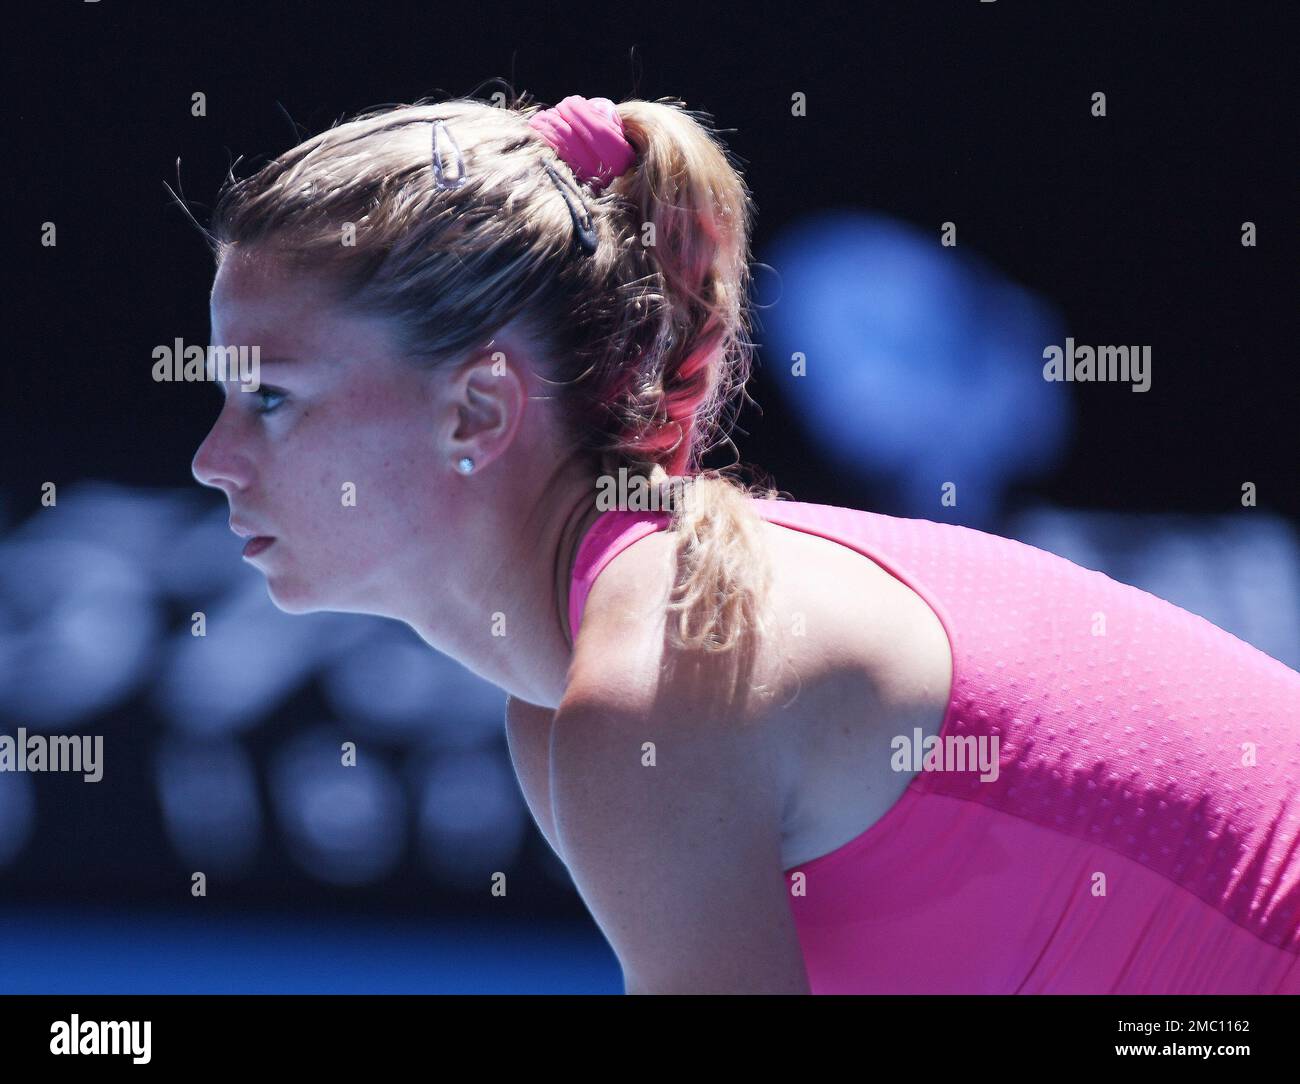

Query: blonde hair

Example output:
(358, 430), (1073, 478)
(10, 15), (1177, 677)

(193, 90), (784, 654)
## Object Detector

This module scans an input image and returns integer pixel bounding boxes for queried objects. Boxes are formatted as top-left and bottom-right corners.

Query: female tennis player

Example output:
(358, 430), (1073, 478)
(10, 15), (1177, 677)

(190, 93), (1300, 994)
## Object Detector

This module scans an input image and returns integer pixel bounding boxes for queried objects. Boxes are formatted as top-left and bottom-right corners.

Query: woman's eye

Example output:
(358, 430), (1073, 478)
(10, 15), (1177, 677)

(255, 388), (287, 415)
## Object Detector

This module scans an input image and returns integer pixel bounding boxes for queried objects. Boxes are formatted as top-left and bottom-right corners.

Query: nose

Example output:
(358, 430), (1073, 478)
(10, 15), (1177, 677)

(191, 414), (254, 493)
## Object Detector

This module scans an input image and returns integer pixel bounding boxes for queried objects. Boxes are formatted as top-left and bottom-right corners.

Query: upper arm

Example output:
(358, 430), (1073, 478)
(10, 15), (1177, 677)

(548, 684), (811, 995)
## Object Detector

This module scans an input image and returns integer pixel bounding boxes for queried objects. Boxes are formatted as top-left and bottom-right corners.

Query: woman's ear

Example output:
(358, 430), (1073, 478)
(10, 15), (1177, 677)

(442, 350), (531, 471)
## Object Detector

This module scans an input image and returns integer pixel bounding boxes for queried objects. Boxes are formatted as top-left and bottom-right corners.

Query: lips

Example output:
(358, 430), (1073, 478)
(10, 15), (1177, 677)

(229, 519), (268, 539)
(230, 519), (275, 558)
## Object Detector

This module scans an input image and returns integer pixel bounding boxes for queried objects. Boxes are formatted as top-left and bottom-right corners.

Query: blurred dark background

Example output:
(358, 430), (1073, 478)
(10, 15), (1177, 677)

(2, 2), (1295, 991)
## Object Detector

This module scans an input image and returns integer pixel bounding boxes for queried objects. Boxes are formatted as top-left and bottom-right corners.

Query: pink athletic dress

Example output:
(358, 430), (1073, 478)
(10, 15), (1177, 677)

(567, 499), (1300, 994)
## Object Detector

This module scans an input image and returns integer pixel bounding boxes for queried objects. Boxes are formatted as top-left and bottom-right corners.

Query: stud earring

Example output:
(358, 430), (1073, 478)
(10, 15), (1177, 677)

(456, 456), (475, 475)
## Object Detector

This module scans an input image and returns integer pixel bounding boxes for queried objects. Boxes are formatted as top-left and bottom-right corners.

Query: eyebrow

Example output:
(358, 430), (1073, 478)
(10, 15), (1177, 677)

(209, 354), (300, 397)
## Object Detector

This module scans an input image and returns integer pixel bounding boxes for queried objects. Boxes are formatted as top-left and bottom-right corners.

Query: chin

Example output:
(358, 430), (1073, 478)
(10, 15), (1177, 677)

(262, 577), (327, 615)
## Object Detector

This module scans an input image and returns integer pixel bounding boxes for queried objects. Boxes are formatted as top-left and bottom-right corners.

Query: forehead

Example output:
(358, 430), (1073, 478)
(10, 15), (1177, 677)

(209, 247), (401, 360)
(210, 248), (334, 344)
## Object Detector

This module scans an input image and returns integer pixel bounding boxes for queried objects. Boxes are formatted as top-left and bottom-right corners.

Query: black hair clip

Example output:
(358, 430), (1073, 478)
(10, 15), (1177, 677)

(541, 160), (598, 255)
(431, 119), (467, 189)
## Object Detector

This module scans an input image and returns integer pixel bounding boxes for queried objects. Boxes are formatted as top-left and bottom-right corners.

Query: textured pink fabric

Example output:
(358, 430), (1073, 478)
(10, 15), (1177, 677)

(568, 507), (670, 640)
(568, 499), (1300, 993)
(527, 95), (636, 194)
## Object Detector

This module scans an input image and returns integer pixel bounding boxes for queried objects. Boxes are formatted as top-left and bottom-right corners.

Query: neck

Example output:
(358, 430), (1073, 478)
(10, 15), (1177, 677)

(402, 471), (608, 710)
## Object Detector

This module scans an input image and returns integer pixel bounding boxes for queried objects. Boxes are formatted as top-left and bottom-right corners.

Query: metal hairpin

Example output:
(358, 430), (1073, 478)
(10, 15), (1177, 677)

(541, 161), (598, 255)
(431, 119), (467, 189)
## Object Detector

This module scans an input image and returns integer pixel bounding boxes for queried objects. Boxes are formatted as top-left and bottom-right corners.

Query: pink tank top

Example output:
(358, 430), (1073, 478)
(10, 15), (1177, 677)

(568, 499), (1300, 993)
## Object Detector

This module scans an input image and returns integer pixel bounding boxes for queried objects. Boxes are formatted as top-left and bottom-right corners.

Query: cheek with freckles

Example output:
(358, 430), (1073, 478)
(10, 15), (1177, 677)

(263, 391), (440, 604)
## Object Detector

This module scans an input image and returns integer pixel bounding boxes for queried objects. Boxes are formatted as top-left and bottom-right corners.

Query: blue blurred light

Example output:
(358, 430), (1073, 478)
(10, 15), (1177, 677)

(154, 736), (262, 876)
(0, 904), (622, 993)
(158, 502), (255, 597)
(413, 747), (528, 890)
(0, 537), (159, 726)
(8, 481), (193, 569)
(154, 586), (361, 736)
(762, 210), (1073, 525)
(1010, 507), (1300, 670)
(319, 624), (505, 747)
(0, 772), (36, 869)
(270, 727), (407, 886)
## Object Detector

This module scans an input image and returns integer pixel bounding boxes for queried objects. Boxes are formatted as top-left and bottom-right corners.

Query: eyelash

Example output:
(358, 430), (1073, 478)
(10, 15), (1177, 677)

(254, 388), (287, 415)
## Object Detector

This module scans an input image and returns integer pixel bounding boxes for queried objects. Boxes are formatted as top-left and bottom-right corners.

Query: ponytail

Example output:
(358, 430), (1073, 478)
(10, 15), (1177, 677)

(602, 101), (782, 654)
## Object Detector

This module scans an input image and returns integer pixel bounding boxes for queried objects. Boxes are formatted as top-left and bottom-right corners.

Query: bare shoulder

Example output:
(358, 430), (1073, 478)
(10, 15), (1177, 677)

(550, 594), (809, 993)
(565, 514), (944, 711)
(560, 520), (791, 787)
(561, 513), (952, 872)
(544, 513), (951, 989)
(564, 522), (803, 735)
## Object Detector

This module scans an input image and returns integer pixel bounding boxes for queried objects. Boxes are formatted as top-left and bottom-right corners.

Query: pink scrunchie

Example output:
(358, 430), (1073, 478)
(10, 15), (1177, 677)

(527, 95), (636, 194)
